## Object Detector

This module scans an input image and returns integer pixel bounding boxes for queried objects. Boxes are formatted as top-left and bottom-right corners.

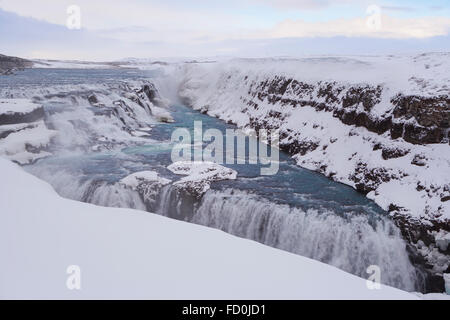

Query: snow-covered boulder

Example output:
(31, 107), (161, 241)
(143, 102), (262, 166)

(120, 171), (171, 206)
(120, 171), (171, 190)
(167, 161), (237, 197)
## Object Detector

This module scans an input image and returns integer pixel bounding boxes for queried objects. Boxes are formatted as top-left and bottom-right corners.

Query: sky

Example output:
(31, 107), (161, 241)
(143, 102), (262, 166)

(0, 0), (449, 60)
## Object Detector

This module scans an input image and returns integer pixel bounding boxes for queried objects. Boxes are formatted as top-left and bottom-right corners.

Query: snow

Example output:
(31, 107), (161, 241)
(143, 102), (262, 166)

(445, 274), (450, 295)
(0, 157), (420, 299)
(151, 105), (174, 123)
(415, 292), (450, 300)
(32, 60), (119, 69)
(0, 120), (57, 164)
(0, 122), (33, 136)
(0, 99), (41, 114)
(175, 54), (450, 275)
(120, 171), (171, 190)
(435, 231), (450, 252)
(177, 54), (450, 222)
(168, 161), (238, 196)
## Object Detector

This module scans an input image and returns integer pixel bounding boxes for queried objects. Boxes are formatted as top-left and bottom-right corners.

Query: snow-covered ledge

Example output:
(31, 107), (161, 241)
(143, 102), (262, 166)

(0, 157), (419, 299)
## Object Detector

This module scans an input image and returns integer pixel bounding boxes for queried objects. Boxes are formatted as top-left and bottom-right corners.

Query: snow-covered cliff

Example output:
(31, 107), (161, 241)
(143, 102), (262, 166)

(178, 54), (450, 274)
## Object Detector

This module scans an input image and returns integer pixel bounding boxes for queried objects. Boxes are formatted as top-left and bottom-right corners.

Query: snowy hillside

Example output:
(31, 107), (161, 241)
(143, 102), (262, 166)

(178, 53), (450, 276)
(0, 157), (419, 299)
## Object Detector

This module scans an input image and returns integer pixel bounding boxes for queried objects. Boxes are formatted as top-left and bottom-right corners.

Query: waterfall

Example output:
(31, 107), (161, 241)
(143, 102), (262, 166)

(16, 70), (427, 293)
(191, 189), (420, 291)
(25, 163), (423, 292)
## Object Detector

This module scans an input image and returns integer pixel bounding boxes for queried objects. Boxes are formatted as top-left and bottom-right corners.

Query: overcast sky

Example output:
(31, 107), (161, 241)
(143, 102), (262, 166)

(1, 0), (449, 60)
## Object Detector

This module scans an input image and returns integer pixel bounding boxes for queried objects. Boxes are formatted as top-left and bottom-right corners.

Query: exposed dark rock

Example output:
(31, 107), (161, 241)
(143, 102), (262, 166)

(411, 154), (427, 166)
(424, 275), (446, 293)
(244, 75), (449, 145)
(0, 54), (33, 75)
(350, 162), (392, 194)
(342, 85), (382, 112)
(391, 94), (449, 144)
(0, 106), (45, 125)
(380, 146), (410, 160)
(141, 83), (160, 106)
(0, 123), (35, 139)
(280, 139), (319, 156)
(87, 94), (99, 105)
(392, 94), (449, 128)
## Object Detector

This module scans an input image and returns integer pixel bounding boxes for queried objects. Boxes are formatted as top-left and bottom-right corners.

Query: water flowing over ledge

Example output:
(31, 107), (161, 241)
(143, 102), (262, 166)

(1, 66), (447, 294)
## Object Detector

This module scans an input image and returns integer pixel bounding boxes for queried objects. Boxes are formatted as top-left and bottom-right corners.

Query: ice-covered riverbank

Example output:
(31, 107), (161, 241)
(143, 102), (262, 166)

(177, 54), (450, 279)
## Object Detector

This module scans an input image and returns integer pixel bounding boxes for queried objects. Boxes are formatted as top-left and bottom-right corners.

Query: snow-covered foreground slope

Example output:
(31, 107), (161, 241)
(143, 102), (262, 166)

(0, 157), (418, 300)
(178, 54), (450, 276)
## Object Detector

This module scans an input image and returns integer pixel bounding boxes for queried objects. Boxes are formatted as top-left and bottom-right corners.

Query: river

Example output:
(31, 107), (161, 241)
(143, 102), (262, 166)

(1, 68), (426, 292)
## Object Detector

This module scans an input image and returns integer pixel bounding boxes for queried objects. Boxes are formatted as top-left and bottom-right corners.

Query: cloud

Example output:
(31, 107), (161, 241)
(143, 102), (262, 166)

(263, 15), (450, 39)
(381, 6), (416, 12)
(248, 0), (353, 10)
(1, 0), (449, 43)
(1, 0), (450, 60)
(0, 0), (242, 30)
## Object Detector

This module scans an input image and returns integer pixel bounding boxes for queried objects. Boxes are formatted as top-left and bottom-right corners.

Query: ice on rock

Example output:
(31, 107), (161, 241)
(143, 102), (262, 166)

(151, 105), (174, 123)
(435, 231), (450, 252)
(0, 99), (42, 115)
(0, 99), (56, 164)
(167, 161), (237, 197)
(119, 171), (172, 207)
(120, 171), (171, 190)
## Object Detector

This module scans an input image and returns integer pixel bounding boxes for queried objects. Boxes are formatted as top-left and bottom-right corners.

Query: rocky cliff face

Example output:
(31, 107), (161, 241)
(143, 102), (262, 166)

(178, 55), (450, 282)
(246, 76), (449, 145)
(0, 54), (33, 75)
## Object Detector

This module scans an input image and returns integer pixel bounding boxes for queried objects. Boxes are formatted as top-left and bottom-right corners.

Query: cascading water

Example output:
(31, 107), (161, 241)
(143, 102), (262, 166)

(4, 68), (430, 293)
(193, 189), (419, 291)
(25, 163), (423, 292)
